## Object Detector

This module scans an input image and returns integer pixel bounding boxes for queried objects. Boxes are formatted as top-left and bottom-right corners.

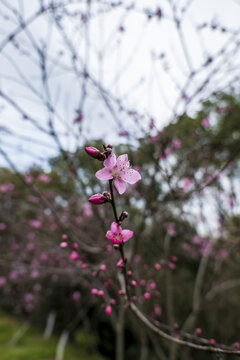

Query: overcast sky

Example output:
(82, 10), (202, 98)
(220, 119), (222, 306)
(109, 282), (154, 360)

(0, 0), (240, 169)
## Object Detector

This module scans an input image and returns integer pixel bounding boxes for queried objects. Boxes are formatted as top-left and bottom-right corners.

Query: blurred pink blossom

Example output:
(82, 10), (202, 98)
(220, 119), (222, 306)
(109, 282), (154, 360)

(105, 305), (112, 315)
(82, 202), (93, 217)
(70, 251), (79, 261)
(182, 177), (192, 190)
(118, 130), (129, 137)
(144, 292), (150, 299)
(0, 223), (6, 230)
(38, 174), (51, 183)
(201, 117), (210, 127)
(172, 138), (182, 150)
(72, 291), (81, 301)
(29, 220), (42, 229)
(0, 277), (6, 287)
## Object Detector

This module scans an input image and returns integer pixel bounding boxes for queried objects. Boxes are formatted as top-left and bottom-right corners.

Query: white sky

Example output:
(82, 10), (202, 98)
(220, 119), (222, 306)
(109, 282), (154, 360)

(0, 0), (240, 169)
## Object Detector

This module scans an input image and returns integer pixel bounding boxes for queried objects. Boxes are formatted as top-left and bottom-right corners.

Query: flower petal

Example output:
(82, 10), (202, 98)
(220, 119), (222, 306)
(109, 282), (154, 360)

(104, 154), (117, 168)
(95, 168), (113, 181)
(109, 237), (121, 244)
(114, 178), (126, 194)
(111, 222), (122, 233)
(122, 229), (134, 242)
(106, 231), (114, 240)
(122, 169), (141, 184)
(116, 154), (129, 172)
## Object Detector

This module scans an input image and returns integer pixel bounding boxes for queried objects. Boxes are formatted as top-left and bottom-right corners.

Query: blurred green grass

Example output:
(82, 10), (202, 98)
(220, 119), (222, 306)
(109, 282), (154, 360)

(0, 313), (104, 360)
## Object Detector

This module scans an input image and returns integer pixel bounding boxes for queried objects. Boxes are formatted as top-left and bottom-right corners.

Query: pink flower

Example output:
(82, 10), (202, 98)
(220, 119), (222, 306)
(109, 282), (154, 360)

(0, 277), (6, 287)
(105, 305), (112, 315)
(60, 242), (68, 248)
(0, 223), (6, 231)
(70, 251), (79, 261)
(117, 258), (123, 268)
(233, 342), (240, 350)
(106, 222), (133, 244)
(195, 327), (202, 335)
(172, 138), (182, 150)
(201, 117), (210, 127)
(83, 202), (93, 217)
(182, 177), (191, 190)
(118, 130), (129, 137)
(154, 305), (162, 316)
(95, 154), (141, 194)
(72, 291), (81, 301)
(144, 292), (150, 299)
(209, 339), (216, 346)
(169, 262), (175, 270)
(38, 174), (51, 183)
(29, 220), (42, 229)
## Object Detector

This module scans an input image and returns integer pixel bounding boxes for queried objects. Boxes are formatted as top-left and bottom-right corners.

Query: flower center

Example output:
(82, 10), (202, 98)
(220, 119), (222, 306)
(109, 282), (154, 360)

(111, 168), (121, 179)
(114, 233), (122, 242)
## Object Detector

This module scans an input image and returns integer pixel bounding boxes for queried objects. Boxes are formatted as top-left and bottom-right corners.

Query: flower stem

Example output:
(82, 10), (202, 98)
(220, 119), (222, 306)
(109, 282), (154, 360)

(109, 180), (130, 299)
(109, 180), (118, 223)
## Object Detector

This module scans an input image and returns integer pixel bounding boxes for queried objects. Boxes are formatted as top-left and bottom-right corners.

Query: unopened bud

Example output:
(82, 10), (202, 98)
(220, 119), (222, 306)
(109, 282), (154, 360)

(195, 327), (202, 336)
(209, 339), (216, 346)
(119, 211), (129, 222)
(88, 193), (110, 205)
(85, 147), (105, 161)
(103, 144), (112, 149)
(131, 280), (137, 287)
(103, 144), (112, 156)
(105, 305), (112, 315)
(102, 191), (111, 200)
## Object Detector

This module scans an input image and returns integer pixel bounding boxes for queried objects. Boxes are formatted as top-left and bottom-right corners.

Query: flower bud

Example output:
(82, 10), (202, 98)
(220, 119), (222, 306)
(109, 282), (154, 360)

(233, 342), (240, 350)
(102, 191), (111, 200)
(70, 251), (79, 261)
(100, 264), (107, 271)
(144, 292), (150, 299)
(88, 193), (109, 205)
(195, 328), (202, 336)
(105, 305), (112, 315)
(119, 211), (129, 222)
(209, 339), (216, 346)
(85, 147), (105, 161)
(60, 242), (68, 248)
(103, 144), (112, 156)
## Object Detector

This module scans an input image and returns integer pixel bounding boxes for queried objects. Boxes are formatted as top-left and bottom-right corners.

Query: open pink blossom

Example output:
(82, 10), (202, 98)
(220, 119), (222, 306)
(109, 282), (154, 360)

(95, 153), (141, 194)
(106, 222), (133, 244)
